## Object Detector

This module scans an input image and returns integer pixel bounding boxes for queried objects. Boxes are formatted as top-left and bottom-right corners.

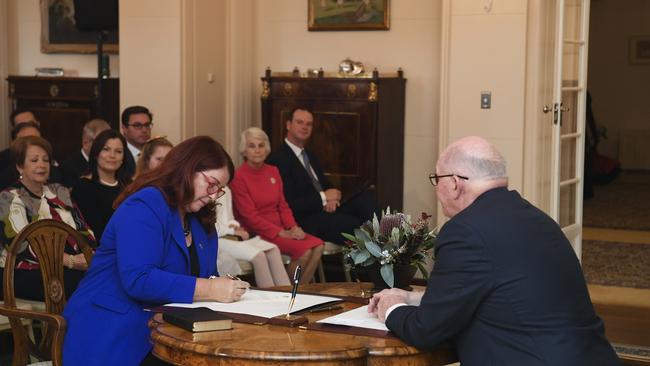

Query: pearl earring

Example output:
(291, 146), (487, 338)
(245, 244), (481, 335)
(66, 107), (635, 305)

(19, 173), (23, 180)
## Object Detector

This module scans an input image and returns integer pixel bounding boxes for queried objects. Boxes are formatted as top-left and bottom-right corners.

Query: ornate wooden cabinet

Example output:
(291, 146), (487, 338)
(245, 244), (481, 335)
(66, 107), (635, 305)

(7, 76), (119, 162)
(261, 68), (406, 210)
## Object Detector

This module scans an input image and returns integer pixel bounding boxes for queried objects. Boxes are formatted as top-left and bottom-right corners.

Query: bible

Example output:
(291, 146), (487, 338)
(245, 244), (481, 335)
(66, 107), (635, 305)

(162, 307), (232, 332)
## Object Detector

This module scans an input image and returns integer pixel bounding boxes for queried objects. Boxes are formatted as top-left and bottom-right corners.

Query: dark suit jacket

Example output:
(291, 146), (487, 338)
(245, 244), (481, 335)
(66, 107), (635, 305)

(60, 151), (88, 187)
(266, 142), (331, 219)
(386, 187), (619, 366)
(123, 148), (136, 180)
(0, 148), (10, 171)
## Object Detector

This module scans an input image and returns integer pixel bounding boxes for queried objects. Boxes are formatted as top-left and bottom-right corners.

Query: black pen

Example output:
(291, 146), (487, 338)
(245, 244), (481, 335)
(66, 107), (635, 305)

(286, 265), (302, 318)
(308, 305), (343, 313)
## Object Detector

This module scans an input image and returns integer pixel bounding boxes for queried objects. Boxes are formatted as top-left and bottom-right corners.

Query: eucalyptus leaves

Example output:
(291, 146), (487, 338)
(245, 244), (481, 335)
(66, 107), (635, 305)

(342, 208), (437, 288)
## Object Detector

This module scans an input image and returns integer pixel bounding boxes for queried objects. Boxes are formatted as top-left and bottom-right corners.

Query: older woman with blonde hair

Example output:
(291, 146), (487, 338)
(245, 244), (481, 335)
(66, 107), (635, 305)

(230, 127), (323, 284)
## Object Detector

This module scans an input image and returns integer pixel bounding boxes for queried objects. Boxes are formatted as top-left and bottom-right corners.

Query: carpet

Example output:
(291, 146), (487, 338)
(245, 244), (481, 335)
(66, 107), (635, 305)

(583, 173), (650, 231)
(613, 343), (650, 359)
(582, 240), (650, 289)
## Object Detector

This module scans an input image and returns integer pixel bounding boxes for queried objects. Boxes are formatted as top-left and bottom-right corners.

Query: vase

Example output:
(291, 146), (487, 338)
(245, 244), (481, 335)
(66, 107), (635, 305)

(358, 262), (417, 291)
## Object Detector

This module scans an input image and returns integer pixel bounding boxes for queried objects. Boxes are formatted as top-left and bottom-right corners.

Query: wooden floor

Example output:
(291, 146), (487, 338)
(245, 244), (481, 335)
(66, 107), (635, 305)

(584, 227), (650, 364)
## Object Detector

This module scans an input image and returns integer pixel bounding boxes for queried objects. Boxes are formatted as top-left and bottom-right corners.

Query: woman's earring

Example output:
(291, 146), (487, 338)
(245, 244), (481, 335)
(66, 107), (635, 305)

(18, 172), (23, 180)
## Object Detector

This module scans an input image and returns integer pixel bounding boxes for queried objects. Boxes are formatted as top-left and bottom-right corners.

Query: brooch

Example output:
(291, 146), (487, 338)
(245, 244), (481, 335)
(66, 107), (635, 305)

(270, 177), (276, 184)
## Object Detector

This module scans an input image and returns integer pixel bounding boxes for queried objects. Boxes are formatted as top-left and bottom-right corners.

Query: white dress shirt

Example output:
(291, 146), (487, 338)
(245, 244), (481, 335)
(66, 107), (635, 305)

(127, 141), (141, 159)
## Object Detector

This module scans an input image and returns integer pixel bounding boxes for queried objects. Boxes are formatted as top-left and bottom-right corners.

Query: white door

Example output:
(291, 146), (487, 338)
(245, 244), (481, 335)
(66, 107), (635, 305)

(548, 0), (591, 259)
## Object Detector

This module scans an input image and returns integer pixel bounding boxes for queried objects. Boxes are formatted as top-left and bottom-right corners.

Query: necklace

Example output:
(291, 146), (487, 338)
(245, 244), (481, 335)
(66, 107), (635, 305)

(183, 216), (191, 237)
(100, 178), (118, 187)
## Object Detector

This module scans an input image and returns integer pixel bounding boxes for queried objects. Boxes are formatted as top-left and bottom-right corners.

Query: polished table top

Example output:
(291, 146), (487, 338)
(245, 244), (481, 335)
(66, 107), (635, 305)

(149, 282), (456, 365)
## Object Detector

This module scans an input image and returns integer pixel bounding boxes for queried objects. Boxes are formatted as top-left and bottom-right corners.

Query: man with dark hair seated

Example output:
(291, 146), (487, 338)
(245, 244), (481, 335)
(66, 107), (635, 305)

(0, 121), (42, 190)
(0, 109), (40, 172)
(120, 105), (154, 179)
(266, 107), (377, 245)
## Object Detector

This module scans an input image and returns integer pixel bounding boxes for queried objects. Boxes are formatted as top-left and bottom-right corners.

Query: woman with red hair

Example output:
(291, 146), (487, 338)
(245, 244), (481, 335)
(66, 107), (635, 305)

(62, 136), (249, 365)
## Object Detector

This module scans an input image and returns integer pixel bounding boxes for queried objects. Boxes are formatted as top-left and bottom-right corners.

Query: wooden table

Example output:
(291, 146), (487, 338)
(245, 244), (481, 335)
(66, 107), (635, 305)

(150, 282), (457, 365)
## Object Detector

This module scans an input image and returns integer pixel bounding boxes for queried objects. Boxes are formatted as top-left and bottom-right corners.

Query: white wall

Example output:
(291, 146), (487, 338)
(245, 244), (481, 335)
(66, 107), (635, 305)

(119, 0), (182, 144)
(7, 0), (119, 77)
(588, 0), (650, 170)
(442, 0), (528, 192)
(254, 0), (442, 217)
(181, 0), (227, 144)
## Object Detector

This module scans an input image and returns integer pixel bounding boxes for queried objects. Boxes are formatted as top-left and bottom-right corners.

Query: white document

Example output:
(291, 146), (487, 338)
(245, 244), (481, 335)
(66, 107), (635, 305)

(317, 305), (389, 331)
(164, 289), (341, 319)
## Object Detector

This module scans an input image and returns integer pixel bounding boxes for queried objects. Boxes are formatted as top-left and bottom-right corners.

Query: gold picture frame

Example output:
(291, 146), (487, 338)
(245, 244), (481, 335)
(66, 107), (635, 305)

(40, 0), (118, 54)
(308, 0), (390, 31)
(629, 36), (650, 65)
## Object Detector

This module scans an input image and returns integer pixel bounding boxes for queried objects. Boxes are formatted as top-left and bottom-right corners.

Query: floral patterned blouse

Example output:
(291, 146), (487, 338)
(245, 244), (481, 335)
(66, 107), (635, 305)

(0, 182), (96, 270)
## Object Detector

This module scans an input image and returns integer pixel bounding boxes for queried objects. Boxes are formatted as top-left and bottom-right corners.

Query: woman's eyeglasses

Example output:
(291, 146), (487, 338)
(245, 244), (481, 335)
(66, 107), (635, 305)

(428, 173), (469, 186)
(201, 172), (226, 199)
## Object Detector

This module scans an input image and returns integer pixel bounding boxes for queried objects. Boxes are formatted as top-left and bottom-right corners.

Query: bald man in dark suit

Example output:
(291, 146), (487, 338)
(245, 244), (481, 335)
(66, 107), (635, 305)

(369, 136), (619, 366)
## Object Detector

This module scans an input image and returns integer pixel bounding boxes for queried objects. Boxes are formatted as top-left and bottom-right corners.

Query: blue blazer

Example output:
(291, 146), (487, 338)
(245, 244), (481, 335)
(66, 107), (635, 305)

(386, 188), (619, 366)
(62, 187), (218, 365)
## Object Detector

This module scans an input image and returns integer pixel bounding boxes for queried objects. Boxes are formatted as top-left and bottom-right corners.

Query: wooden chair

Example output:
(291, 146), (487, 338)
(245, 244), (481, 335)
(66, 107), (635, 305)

(0, 219), (94, 366)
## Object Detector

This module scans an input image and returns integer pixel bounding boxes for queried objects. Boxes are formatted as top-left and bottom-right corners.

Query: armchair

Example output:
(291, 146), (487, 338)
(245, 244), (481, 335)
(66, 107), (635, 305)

(0, 219), (94, 366)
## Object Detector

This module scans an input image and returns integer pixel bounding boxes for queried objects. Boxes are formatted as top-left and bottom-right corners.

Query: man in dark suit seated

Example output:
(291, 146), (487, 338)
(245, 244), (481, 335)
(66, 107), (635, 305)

(60, 118), (110, 187)
(368, 136), (620, 366)
(266, 107), (376, 245)
(0, 109), (40, 173)
(120, 105), (154, 179)
(0, 120), (43, 190)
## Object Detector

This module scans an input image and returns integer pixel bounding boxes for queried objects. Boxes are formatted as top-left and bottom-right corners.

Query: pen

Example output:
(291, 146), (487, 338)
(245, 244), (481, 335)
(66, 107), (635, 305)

(307, 305), (343, 313)
(286, 265), (302, 318)
(225, 273), (241, 281)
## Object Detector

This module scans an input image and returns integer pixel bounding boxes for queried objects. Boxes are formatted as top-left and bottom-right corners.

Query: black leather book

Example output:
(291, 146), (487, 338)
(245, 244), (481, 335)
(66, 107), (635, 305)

(162, 307), (232, 332)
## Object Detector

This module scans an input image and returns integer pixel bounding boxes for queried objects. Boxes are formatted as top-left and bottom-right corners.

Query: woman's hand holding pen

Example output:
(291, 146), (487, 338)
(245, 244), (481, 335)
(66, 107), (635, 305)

(194, 275), (250, 303)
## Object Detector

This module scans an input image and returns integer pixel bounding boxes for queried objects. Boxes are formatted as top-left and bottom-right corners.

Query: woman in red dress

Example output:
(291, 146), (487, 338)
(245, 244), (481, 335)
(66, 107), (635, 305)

(230, 127), (323, 283)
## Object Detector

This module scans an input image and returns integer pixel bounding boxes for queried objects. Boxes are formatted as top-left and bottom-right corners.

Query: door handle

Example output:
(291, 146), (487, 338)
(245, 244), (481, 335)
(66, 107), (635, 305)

(543, 105), (552, 113)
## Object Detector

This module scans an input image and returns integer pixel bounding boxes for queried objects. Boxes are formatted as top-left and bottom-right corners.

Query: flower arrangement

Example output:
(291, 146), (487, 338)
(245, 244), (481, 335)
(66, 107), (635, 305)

(342, 208), (437, 288)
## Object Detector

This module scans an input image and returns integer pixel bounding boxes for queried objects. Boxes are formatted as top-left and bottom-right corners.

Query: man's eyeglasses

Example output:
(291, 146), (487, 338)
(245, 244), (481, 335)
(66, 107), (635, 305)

(128, 122), (154, 130)
(428, 173), (469, 186)
(201, 172), (226, 199)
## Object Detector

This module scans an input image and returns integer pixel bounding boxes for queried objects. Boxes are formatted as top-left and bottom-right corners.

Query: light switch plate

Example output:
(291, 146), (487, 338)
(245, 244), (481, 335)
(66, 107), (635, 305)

(481, 91), (491, 109)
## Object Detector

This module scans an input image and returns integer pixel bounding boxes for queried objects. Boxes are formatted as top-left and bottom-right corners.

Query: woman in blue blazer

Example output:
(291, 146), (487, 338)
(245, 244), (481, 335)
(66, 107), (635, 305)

(62, 136), (250, 366)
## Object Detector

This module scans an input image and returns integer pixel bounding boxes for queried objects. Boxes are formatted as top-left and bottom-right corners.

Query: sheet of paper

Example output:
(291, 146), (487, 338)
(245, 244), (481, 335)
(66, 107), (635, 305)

(317, 305), (389, 331)
(165, 289), (341, 319)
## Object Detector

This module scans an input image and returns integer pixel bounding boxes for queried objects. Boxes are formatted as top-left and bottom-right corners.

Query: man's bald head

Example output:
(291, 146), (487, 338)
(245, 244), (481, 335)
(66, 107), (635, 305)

(438, 136), (507, 183)
(434, 136), (508, 218)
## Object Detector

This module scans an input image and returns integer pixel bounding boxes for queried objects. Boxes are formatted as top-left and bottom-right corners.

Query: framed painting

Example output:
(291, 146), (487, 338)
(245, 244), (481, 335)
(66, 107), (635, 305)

(308, 0), (390, 31)
(629, 36), (650, 65)
(40, 0), (118, 54)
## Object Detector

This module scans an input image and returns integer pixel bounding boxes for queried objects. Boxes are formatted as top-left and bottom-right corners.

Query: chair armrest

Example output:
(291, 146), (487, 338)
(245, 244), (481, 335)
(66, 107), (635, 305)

(0, 304), (66, 327)
(0, 304), (66, 366)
